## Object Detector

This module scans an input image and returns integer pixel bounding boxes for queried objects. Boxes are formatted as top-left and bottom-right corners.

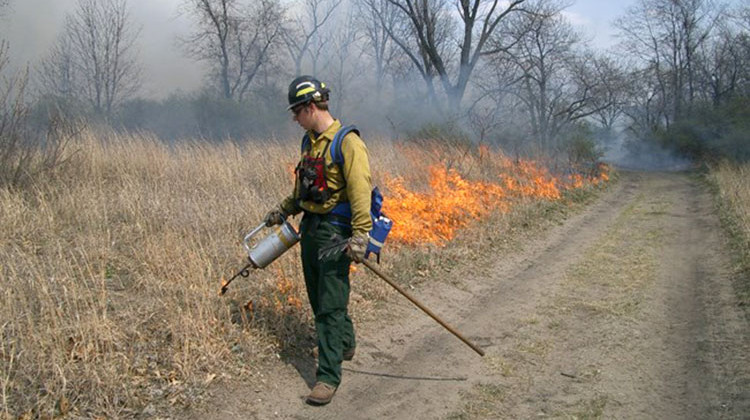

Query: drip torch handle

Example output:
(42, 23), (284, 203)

(243, 222), (268, 253)
(362, 259), (485, 357)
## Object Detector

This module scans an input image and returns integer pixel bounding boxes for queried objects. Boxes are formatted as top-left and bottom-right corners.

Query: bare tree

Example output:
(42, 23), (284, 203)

(37, 0), (141, 117)
(696, 26), (746, 105)
(621, 66), (669, 135)
(67, 0), (140, 116)
(38, 36), (77, 100)
(282, 0), (342, 77)
(694, 6), (750, 105)
(381, 0), (529, 109)
(615, 0), (724, 125)
(184, 0), (284, 101)
(571, 54), (628, 131)
(741, 5), (750, 31)
(1, 42), (34, 185)
(2, 42), (80, 187)
(326, 10), (365, 116)
(363, 0), (452, 110)
(306, 18), (334, 77)
(499, 5), (592, 148)
(355, 0), (403, 100)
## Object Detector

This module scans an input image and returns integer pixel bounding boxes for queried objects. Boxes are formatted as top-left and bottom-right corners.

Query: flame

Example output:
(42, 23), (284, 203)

(383, 166), (508, 245)
(381, 146), (610, 246)
(501, 159), (561, 200)
(272, 266), (302, 311)
(218, 276), (229, 296)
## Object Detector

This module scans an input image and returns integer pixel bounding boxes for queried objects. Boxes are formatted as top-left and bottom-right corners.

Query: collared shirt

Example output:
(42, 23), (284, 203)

(281, 119), (373, 236)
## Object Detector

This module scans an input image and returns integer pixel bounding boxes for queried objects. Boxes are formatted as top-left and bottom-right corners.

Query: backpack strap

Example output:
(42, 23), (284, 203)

(330, 125), (359, 166)
(300, 133), (311, 153)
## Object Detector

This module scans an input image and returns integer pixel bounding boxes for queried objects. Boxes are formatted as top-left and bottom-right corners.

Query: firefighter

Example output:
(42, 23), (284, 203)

(263, 75), (372, 405)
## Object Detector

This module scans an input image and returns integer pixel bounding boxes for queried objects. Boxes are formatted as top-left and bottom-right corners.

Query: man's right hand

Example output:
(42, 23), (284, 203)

(263, 208), (287, 227)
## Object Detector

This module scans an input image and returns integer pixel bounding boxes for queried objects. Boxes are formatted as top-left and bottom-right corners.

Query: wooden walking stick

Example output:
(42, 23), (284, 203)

(361, 259), (485, 357)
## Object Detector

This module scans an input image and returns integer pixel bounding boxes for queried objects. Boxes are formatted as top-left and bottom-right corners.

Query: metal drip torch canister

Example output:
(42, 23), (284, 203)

(244, 221), (300, 268)
(220, 221), (301, 295)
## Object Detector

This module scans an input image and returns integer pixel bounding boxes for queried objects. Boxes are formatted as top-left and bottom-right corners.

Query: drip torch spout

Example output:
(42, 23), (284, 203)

(219, 262), (253, 296)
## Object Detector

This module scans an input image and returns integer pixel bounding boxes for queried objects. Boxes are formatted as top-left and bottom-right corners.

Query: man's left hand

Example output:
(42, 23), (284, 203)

(346, 234), (369, 263)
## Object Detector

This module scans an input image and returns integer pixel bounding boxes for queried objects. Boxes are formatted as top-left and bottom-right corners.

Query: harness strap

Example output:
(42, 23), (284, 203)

(330, 125), (360, 166)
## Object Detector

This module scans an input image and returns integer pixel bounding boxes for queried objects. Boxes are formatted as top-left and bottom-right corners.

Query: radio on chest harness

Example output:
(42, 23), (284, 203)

(297, 125), (392, 261)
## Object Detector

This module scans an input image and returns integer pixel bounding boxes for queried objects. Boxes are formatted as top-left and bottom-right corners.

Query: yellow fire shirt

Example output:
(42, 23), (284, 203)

(281, 119), (373, 237)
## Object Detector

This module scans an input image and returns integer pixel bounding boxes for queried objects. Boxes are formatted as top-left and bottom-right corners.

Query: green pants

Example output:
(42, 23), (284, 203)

(300, 213), (355, 387)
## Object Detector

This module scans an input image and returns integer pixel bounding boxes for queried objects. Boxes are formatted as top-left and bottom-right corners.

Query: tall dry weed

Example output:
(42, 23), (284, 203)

(707, 160), (750, 309)
(1, 130), (309, 417)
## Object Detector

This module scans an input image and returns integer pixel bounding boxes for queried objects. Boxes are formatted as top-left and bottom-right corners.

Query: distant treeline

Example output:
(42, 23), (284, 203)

(2, 0), (750, 167)
(28, 90), (293, 143)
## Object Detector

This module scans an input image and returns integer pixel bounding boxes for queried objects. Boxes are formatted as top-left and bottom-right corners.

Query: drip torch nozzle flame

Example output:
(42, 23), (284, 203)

(219, 276), (229, 296)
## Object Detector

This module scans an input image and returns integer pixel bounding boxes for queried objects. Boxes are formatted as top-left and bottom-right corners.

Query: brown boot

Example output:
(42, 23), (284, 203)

(311, 346), (355, 361)
(306, 382), (337, 405)
(343, 347), (355, 361)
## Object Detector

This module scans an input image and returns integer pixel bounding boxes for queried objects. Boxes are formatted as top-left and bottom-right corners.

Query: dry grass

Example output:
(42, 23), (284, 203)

(706, 160), (750, 311)
(0, 130), (608, 418)
(447, 383), (507, 420)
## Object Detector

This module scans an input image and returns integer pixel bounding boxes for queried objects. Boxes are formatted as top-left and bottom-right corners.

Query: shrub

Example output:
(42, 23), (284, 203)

(657, 97), (750, 162)
(564, 123), (603, 168)
(1, 47), (80, 188)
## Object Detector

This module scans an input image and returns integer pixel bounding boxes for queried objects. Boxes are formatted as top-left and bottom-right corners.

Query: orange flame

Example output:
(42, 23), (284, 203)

(272, 266), (302, 311)
(384, 166), (508, 245)
(380, 147), (610, 247)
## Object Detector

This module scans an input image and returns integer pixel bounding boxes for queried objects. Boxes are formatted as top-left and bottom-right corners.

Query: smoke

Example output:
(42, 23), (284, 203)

(601, 130), (692, 172)
(0, 0), (201, 98)
(0, 0), (73, 74)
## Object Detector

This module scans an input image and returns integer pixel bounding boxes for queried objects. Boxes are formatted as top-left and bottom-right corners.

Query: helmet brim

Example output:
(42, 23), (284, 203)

(287, 98), (311, 111)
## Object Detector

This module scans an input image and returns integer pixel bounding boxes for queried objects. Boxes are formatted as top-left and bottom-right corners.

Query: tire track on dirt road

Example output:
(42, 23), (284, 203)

(448, 172), (749, 419)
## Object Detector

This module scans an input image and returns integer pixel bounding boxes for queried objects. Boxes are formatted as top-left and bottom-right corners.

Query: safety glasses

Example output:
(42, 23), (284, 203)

(291, 103), (308, 117)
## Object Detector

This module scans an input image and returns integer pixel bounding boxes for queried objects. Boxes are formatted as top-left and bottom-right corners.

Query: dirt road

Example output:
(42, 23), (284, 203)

(194, 171), (749, 419)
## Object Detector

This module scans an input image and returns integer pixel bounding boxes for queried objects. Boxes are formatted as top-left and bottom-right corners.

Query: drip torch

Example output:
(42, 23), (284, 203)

(219, 221), (300, 295)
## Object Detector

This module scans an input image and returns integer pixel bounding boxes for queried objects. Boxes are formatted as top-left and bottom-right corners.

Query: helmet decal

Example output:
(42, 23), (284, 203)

(296, 87), (317, 97)
(295, 81), (315, 90)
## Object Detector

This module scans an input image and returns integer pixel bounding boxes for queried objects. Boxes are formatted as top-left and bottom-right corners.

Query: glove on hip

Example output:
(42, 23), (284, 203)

(346, 233), (369, 263)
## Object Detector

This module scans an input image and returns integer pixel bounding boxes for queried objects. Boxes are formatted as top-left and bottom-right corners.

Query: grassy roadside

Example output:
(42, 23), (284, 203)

(0, 130), (610, 418)
(705, 161), (750, 316)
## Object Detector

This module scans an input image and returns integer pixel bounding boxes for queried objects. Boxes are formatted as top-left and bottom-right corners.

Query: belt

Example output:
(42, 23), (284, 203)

(303, 211), (351, 227)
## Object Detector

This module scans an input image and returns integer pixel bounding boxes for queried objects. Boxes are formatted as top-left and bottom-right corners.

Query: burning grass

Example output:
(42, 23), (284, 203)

(381, 144), (609, 246)
(0, 130), (609, 418)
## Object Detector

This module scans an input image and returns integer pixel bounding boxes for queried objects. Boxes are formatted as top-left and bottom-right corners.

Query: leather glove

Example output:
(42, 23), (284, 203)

(263, 207), (287, 227)
(346, 233), (369, 263)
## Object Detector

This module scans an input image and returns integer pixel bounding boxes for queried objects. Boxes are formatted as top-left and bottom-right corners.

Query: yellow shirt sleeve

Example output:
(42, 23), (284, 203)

(280, 192), (300, 216)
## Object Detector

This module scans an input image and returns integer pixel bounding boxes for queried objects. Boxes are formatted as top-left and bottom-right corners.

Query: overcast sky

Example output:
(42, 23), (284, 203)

(1, 0), (639, 98)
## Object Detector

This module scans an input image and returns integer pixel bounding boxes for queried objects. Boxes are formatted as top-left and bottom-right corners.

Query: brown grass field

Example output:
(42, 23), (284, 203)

(706, 161), (750, 311)
(0, 130), (613, 418)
